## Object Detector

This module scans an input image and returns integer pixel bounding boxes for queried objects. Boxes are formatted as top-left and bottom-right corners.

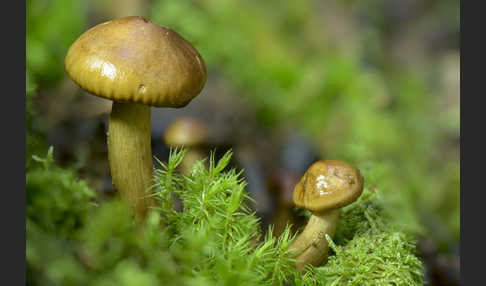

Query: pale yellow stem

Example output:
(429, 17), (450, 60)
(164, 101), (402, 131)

(108, 101), (155, 221)
(289, 209), (339, 271)
(180, 149), (205, 175)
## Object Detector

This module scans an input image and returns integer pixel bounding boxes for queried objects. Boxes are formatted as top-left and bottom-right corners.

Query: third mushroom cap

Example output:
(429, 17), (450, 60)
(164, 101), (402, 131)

(293, 160), (364, 212)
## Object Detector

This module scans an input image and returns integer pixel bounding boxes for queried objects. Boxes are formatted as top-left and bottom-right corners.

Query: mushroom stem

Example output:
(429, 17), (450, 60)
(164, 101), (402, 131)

(179, 149), (205, 175)
(108, 101), (155, 221)
(289, 209), (339, 271)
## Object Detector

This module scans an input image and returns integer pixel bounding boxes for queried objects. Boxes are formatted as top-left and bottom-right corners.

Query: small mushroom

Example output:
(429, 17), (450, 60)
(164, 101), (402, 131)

(289, 160), (363, 271)
(65, 17), (207, 221)
(163, 117), (209, 175)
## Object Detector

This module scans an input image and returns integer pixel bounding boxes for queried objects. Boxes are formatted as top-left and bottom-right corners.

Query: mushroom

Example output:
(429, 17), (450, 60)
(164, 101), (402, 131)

(289, 160), (363, 271)
(163, 117), (209, 175)
(64, 17), (207, 221)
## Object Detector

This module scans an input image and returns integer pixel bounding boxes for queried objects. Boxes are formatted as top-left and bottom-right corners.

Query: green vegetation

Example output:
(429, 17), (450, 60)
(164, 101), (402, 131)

(27, 0), (86, 85)
(27, 149), (423, 285)
(26, 71), (46, 169)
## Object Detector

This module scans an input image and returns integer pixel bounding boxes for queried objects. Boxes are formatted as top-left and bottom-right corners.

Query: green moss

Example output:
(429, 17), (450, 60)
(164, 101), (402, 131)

(26, 149), (423, 285)
(150, 149), (297, 285)
(319, 189), (423, 285)
(26, 71), (47, 169)
(27, 0), (86, 84)
(27, 147), (97, 239)
(322, 230), (423, 285)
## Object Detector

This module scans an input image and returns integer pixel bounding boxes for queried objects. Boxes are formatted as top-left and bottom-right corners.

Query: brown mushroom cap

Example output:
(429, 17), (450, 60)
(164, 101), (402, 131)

(164, 117), (209, 147)
(293, 160), (364, 212)
(65, 16), (207, 107)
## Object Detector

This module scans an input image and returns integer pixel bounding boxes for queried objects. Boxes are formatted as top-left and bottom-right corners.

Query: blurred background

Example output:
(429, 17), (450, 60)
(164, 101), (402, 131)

(26, 0), (459, 285)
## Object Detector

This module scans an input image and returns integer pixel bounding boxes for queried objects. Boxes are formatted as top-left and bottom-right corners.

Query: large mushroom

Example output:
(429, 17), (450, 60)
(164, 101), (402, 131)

(64, 16), (207, 220)
(289, 160), (364, 271)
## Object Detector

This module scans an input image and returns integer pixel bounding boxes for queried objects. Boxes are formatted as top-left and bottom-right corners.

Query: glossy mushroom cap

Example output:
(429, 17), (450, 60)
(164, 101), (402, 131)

(293, 160), (363, 212)
(164, 117), (209, 147)
(65, 16), (207, 107)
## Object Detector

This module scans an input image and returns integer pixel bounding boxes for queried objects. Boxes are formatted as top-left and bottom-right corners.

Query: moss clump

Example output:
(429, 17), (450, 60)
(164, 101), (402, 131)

(27, 147), (97, 239)
(150, 149), (296, 285)
(26, 147), (96, 285)
(322, 230), (423, 285)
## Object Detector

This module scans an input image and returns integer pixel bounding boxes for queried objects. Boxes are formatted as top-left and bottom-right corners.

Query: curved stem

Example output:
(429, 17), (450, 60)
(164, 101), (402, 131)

(108, 101), (155, 221)
(289, 209), (339, 271)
